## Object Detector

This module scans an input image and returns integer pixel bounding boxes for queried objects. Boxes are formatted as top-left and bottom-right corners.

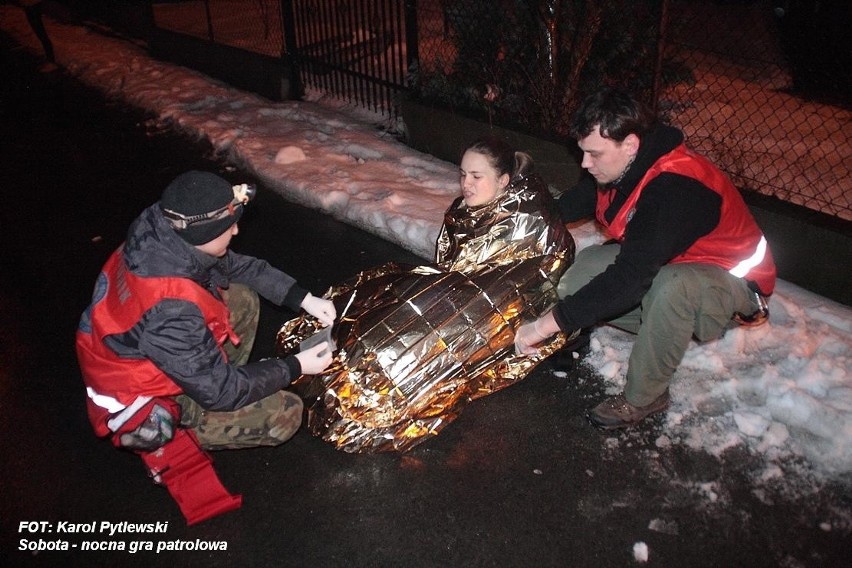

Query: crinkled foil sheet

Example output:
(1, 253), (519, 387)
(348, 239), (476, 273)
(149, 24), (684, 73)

(277, 175), (575, 453)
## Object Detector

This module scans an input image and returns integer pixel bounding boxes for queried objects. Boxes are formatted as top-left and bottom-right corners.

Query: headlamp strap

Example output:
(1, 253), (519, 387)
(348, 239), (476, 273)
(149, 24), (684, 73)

(162, 184), (254, 230)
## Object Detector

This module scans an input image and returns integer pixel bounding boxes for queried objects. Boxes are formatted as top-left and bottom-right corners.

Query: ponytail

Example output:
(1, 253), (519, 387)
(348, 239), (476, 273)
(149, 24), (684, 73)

(513, 151), (534, 179)
(462, 135), (535, 182)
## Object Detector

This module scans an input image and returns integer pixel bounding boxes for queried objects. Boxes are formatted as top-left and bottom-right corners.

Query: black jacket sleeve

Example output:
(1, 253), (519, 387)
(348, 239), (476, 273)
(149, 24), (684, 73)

(557, 175), (598, 223)
(105, 299), (302, 411)
(553, 173), (722, 332)
(221, 250), (308, 311)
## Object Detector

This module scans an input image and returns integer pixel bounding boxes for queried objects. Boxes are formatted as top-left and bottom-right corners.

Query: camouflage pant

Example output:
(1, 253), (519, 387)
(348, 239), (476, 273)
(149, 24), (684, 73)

(177, 391), (303, 450)
(221, 283), (259, 366)
(176, 283), (304, 450)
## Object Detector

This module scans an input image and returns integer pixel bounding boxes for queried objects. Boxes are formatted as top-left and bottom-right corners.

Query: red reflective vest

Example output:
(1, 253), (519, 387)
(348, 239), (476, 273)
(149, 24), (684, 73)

(595, 144), (776, 296)
(76, 246), (238, 437)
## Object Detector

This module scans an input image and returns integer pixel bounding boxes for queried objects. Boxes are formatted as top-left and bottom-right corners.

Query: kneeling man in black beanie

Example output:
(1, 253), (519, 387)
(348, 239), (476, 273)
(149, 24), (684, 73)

(76, 170), (335, 524)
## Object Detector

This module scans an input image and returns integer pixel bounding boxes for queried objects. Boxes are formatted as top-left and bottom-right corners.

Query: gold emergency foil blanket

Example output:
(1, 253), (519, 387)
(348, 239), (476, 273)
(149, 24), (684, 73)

(277, 175), (575, 452)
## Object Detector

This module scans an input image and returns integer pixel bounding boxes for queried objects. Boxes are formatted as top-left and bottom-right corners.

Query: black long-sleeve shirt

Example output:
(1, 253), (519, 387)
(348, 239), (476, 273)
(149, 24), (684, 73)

(554, 124), (722, 332)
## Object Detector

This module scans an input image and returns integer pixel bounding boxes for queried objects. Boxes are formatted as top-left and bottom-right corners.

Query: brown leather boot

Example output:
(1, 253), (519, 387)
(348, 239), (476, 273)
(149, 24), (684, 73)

(586, 390), (670, 430)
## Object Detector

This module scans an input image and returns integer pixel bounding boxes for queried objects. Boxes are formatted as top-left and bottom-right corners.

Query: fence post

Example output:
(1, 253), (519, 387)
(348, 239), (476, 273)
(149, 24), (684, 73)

(652, 0), (670, 116)
(404, 0), (419, 86)
(140, 0), (156, 40)
(203, 0), (215, 41)
(280, 0), (304, 100)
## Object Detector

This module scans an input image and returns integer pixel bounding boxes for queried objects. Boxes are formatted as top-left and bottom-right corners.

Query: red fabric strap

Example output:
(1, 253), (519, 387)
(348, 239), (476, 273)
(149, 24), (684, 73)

(140, 429), (242, 525)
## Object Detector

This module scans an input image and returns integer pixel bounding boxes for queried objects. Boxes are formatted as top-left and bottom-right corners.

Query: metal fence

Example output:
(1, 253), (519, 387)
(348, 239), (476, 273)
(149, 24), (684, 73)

(660, 0), (850, 221)
(152, 0), (285, 57)
(150, 0), (414, 115)
(413, 0), (850, 221)
(148, 0), (849, 221)
(288, 0), (415, 115)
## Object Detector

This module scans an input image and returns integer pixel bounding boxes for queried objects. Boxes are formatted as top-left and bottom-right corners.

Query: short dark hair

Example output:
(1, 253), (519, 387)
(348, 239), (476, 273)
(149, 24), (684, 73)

(569, 87), (654, 142)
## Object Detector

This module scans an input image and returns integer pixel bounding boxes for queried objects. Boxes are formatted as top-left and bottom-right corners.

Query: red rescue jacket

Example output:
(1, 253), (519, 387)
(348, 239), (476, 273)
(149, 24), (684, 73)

(76, 246), (238, 437)
(595, 144), (776, 296)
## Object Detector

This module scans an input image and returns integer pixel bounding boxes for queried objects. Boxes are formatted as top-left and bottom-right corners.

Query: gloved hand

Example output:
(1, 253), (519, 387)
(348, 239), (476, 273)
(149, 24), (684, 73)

(295, 341), (333, 374)
(301, 293), (336, 327)
(117, 404), (175, 451)
(514, 312), (559, 355)
(514, 321), (547, 355)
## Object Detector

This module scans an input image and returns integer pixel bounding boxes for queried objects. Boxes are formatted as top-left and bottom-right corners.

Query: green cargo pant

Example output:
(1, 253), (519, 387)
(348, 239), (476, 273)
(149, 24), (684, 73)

(176, 283), (304, 450)
(557, 243), (760, 406)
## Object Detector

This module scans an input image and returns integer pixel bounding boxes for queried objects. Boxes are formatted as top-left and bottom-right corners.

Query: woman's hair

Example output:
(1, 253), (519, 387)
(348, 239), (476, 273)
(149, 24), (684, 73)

(462, 135), (534, 181)
(569, 86), (654, 142)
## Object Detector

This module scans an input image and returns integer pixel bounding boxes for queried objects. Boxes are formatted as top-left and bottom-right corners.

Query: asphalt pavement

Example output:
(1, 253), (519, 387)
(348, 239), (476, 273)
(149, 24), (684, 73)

(1, 34), (850, 568)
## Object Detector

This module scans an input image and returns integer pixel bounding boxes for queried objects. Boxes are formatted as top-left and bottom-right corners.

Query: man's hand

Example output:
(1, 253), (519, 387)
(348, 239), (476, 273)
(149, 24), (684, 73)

(295, 341), (333, 374)
(514, 311), (560, 355)
(301, 293), (336, 327)
(514, 322), (546, 355)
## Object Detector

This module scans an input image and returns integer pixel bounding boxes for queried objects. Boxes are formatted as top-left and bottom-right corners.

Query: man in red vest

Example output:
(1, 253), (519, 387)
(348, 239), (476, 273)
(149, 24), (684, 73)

(77, 171), (336, 523)
(515, 88), (776, 430)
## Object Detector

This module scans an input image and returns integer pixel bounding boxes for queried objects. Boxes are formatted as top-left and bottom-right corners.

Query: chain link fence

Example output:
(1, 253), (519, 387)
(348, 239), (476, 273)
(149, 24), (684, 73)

(145, 0), (849, 221)
(411, 0), (661, 141)
(412, 0), (850, 222)
(413, 0), (662, 137)
(660, 0), (850, 221)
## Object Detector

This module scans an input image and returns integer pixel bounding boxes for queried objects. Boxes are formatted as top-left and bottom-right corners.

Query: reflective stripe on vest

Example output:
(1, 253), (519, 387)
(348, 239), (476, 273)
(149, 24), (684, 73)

(78, 246), (237, 436)
(595, 144), (776, 295)
(729, 236), (768, 278)
(86, 387), (153, 432)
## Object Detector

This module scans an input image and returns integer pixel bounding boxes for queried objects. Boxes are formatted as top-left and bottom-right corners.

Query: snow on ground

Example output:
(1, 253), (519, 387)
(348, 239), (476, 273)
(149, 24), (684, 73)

(3, 7), (849, 496)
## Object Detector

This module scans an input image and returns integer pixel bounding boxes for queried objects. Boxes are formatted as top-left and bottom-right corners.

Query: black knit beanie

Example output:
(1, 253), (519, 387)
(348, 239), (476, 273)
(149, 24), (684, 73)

(159, 171), (243, 245)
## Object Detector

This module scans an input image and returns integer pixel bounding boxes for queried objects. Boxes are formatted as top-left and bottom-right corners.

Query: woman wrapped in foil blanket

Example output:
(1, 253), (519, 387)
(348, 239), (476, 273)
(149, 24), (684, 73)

(277, 135), (575, 452)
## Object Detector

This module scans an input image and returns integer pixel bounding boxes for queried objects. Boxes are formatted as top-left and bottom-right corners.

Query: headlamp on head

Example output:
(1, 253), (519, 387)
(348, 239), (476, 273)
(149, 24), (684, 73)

(232, 183), (256, 205)
(162, 183), (256, 230)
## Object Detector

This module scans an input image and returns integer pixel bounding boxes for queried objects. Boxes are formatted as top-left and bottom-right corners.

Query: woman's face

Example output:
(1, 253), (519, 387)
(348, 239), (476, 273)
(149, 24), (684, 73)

(459, 150), (509, 207)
